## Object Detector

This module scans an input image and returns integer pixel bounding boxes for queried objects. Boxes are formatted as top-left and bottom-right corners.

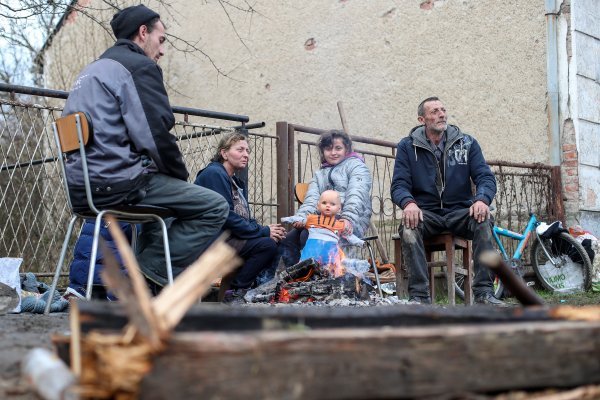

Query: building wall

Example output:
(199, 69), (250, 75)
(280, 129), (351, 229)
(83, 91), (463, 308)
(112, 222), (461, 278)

(167, 0), (549, 164)
(44, 0), (549, 162)
(570, 0), (600, 234)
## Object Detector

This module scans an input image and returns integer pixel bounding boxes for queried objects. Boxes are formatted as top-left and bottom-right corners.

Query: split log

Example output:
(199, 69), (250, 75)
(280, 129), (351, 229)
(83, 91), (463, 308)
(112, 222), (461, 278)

(138, 321), (600, 399)
(69, 217), (242, 399)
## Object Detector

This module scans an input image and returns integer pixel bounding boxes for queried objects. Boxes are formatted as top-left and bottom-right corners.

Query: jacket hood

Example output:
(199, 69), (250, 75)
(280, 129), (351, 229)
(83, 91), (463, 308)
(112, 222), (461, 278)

(409, 124), (462, 148)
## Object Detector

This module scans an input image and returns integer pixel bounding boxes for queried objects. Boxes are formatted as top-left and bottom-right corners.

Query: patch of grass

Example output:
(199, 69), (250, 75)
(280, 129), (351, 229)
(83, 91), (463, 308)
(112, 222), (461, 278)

(532, 289), (600, 306)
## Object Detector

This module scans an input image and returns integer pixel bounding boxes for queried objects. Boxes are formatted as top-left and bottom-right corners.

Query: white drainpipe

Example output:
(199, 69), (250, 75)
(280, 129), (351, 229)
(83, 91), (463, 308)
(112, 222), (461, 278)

(545, 0), (561, 166)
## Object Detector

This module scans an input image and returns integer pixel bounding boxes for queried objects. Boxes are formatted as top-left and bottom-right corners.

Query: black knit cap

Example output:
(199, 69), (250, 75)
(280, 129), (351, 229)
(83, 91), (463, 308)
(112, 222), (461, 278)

(110, 4), (160, 40)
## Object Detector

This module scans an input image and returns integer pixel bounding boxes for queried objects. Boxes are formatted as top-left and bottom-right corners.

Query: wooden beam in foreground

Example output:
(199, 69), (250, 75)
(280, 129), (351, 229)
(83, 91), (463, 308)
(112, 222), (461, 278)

(74, 300), (600, 333)
(139, 321), (600, 399)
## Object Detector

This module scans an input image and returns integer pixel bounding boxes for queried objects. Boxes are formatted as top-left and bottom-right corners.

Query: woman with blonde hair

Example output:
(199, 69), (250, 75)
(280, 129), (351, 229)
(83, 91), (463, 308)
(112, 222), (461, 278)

(194, 133), (286, 301)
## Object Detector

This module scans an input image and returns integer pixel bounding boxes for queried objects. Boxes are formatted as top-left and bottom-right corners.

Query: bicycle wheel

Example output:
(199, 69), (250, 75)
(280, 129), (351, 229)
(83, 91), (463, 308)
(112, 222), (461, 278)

(454, 272), (465, 300)
(493, 274), (505, 299)
(530, 232), (592, 293)
(493, 259), (528, 299)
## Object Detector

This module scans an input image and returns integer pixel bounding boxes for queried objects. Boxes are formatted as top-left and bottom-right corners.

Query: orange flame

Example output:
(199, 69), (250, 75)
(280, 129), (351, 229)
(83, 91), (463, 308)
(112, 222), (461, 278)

(323, 247), (346, 278)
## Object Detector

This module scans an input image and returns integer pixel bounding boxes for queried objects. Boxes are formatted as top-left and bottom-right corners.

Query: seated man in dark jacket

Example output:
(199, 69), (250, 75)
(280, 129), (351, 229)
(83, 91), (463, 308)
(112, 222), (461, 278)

(62, 5), (228, 287)
(391, 97), (504, 305)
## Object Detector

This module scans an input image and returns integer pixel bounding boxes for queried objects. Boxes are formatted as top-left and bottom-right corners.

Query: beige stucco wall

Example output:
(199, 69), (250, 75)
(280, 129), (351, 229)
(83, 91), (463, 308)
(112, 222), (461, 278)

(44, 0), (550, 163)
(171, 0), (549, 162)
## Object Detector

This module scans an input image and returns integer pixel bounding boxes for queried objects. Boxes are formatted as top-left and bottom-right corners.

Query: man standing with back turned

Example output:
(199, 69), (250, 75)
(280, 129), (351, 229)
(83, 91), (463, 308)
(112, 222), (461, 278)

(391, 97), (505, 305)
(62, 5), (228, 287)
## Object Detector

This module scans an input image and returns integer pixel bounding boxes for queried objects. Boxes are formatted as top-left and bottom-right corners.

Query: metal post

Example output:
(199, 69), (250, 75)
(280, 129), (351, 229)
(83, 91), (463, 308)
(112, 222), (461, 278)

(551, 165), (565, 223)
(545, 0), (561, 166)
(287, 124), (296, 216)
(276, 122), (289, 222)
(236, 124), (249, 186)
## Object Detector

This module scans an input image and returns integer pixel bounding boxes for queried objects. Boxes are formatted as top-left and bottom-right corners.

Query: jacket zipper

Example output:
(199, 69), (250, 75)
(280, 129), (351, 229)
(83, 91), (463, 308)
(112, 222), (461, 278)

(413, 135), (462, 209)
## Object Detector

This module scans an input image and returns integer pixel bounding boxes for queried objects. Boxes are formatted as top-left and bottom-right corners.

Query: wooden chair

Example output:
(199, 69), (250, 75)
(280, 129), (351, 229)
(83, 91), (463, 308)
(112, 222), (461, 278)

(393, 232), (473, 305)
(293, 183), (384, 296)
(46, 112), (175, 312)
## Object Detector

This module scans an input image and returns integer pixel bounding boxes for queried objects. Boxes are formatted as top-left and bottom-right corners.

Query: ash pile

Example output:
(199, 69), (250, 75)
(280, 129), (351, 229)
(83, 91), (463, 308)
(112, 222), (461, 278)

(244, 258), (403, 306)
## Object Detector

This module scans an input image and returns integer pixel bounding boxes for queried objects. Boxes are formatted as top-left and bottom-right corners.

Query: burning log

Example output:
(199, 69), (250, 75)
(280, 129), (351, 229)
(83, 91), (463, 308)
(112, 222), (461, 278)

(278, 257), (317, 282)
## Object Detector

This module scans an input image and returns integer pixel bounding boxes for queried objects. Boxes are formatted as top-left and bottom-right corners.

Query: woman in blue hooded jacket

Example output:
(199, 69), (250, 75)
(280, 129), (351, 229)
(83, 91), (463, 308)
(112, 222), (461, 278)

(194, 133), (286, 293)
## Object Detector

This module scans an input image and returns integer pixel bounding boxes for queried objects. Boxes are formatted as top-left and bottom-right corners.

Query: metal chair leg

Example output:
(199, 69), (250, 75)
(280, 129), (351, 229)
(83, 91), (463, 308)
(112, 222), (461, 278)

(86, 211), (107, 300)
(156, 216), (173, 285)
(45, 215), (78, 314)
(365, 241), (383, 297)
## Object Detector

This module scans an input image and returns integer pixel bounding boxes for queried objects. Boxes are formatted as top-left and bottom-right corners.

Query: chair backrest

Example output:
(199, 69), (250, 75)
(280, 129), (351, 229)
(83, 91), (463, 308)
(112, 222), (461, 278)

(54, 112), (91, 153)
(294, 182), (309, 204)
(52, 112), (95, 213)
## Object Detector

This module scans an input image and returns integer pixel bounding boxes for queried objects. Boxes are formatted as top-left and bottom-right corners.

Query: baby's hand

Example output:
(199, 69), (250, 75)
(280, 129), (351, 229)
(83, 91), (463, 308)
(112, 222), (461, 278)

(339, 219), (353, 236)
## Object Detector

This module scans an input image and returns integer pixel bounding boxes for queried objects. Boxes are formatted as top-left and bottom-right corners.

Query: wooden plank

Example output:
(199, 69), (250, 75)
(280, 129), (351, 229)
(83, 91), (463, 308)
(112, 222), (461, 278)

(76, 301), (564, 333)
(139, 321), (600, 399)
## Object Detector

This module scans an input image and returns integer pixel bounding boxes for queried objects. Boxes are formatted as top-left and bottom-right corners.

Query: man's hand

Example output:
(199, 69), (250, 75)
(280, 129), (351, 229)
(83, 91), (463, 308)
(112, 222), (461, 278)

(403, 202), (423, 229)
(469, 201), (490, 223)
(269, 224), (287, 242)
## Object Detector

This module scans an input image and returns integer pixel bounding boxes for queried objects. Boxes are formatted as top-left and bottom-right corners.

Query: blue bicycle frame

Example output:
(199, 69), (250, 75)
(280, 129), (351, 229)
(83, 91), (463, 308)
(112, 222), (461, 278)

(492, 213), (539, 263)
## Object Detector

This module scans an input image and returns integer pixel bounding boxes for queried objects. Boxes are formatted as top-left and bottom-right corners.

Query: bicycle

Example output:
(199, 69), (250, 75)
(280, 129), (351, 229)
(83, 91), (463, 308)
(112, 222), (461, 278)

(491, 212), (592, 298)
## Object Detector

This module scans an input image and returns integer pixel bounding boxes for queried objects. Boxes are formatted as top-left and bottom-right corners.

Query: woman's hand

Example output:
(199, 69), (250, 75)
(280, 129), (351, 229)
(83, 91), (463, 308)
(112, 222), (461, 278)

(292, 221), (304, 229)
(339, 219), (353, 236)
(269, 224), (287, 242)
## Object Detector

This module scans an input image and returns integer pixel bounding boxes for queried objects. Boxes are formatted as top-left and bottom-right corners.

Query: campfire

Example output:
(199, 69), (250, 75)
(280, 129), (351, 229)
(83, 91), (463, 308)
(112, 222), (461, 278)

(245, 257), (372, 304)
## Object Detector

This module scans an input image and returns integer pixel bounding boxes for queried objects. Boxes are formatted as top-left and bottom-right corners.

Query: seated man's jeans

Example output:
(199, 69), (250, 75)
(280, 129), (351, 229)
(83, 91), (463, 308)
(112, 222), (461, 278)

(399, 208), (495, 299)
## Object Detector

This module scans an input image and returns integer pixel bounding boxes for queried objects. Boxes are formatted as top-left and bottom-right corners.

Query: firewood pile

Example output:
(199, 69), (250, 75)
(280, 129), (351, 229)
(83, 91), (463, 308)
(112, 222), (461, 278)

(245, 258), (372, 304)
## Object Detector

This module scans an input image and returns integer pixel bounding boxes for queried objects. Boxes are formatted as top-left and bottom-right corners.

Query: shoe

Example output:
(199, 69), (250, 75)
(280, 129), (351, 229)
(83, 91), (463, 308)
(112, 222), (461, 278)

(62, 286), (85, 301)
(408, 296), (431, 304)
(222, 289), (247, 305)
(475, 292), (508, 307)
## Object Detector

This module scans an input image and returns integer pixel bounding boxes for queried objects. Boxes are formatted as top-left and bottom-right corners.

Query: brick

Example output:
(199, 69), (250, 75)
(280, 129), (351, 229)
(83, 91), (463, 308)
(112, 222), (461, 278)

(562, 160), (578, 168)
(562, 143), (577, 151)
(565, 184), (579, 192)
(563, 151), (578, 160)
(565, 179), (579, 186)
(565, 194), (579, 202)
(565, 168), (579, 176)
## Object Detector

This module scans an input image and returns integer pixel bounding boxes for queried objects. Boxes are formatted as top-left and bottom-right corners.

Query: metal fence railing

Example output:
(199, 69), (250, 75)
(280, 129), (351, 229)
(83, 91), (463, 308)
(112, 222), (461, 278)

(276, 122), (564, 266)
(0, 83), (277, 276)
(1, 83), (564, 277)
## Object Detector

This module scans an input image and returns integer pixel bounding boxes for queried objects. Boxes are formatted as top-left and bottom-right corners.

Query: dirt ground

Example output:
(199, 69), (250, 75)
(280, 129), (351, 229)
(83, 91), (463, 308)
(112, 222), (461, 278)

(0, 312), (69, 400)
